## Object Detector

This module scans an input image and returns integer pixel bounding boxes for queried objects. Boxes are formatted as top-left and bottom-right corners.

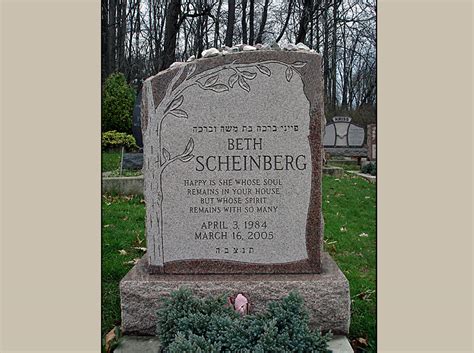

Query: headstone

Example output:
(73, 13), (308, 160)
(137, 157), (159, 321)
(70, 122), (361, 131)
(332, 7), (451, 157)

(367, 124), (376, 160)
(132, 90), (143, 148)
(141, 50), (324, 274)
(120, 50), (350, 337)
(121, 152), (143, 170)
(323, 117), (365, 147)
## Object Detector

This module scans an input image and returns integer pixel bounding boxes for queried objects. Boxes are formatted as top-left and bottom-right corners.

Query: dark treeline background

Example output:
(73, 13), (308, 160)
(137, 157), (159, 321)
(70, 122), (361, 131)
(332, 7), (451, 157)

(101, 0), (376, 123)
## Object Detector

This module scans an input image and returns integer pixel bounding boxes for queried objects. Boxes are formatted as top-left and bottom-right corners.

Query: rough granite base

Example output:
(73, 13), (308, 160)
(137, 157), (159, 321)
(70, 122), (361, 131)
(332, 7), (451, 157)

(120, 252), (350, 336)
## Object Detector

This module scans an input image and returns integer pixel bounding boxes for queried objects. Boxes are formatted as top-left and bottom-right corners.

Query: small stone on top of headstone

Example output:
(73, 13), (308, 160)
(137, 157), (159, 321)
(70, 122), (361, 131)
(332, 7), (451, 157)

(242, 45), (257, 51)
(230, 46), (240, 52)
(296, 42), (310, 51)
(283, 43), (297, 51)
(186, 55), (196, 62)
(202, 48), (221, 58)
(255, 43), (263, 50)
(169, 61), (185, 69)
(271, 42), (280, 50)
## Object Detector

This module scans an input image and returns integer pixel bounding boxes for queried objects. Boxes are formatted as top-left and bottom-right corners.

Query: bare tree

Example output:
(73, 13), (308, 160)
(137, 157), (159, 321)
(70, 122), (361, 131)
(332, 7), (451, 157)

(255, 0), (270, 44)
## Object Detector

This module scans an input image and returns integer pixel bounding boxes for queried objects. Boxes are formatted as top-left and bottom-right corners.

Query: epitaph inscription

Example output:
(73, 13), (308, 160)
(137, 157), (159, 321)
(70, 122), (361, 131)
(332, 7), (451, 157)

(142, 51), (324, 274)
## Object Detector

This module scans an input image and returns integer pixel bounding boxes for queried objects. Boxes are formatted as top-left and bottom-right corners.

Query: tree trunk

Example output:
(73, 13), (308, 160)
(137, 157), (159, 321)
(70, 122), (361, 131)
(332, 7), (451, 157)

(275, 0), (294, 43)
(107, 0), (117, 73)
(255, 0), (269, 44)
(248, 0), (255, 44)
(296, 0), (313, 44)
(224, 0), (236, 46)
(214, 0), (223, 47)
(330, 0), (338, 111)
(159, 0), (181, 71)
(102, 0), (109, 81)
(322, 0), (329, 103)
(241, 0), (248, 44)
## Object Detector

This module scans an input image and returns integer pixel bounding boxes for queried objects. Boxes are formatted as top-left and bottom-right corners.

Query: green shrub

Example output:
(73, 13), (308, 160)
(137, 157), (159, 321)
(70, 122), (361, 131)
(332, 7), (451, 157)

(102, 72), (136, 133)
(158, 288), (332, 353)
(361, 162), (376, 176)
(101, 130), (138, 151)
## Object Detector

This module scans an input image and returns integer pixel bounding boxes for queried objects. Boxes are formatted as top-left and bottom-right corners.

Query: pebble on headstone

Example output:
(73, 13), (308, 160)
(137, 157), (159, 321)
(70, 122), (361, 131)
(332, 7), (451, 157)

(186, 55), (196, 62)
(169, 61), (185, 69)
(296, 42), (310, 51)
(202, 48), (221, 58)
(242, 45), (257, 51)
(283, 43), (298, 51)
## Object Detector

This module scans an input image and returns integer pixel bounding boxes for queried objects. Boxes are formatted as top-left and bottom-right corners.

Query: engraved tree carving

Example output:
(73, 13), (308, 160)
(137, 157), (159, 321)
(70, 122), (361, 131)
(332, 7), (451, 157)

(142, 60), (307, 267)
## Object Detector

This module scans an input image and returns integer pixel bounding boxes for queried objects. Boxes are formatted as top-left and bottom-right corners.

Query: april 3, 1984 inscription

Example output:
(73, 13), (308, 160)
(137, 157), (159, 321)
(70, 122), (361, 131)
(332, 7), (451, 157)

(142, 51), (324, 274)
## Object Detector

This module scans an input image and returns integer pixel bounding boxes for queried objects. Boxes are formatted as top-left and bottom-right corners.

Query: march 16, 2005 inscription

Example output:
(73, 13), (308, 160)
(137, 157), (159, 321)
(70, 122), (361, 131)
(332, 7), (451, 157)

(141, 50), (324, 274)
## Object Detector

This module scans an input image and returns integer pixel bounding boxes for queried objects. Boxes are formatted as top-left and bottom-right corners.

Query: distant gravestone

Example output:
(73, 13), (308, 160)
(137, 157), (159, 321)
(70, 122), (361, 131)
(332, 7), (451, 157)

(121, 152), (143, 170)
(367, 123), (376, 160)
(132, 90), (143, 148)
(323, 117), (365, 147)
(141, 51), (324, 274)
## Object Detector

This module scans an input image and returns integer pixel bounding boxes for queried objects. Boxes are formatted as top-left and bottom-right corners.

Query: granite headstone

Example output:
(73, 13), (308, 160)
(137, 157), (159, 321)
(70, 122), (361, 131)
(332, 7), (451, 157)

(141, 51), (324, 274)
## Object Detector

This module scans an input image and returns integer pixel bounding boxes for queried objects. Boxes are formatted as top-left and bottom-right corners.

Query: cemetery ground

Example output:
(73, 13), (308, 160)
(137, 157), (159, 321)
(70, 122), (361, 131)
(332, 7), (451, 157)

(102, 173), (376, 352)
(102, 151), (141, 177)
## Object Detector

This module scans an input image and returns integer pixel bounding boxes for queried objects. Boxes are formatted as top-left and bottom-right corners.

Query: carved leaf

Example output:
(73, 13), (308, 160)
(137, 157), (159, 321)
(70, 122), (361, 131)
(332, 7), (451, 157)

(183, 137), (194, 156)
(179, 154), (194, 162)
(285, 66), (293, 82)
(240, 70), (257, 80)
(169, 109), (188, 119)
(206, 84), (229, 93)
(291, 61), (307, 68)
(228, 73), (239, 88)
(162, 148), (170, 162)
(238, 77), (250, 92)
(166, 95), (184, 112)
(204, 74), (219, 87)
(256, 64), (271, 76)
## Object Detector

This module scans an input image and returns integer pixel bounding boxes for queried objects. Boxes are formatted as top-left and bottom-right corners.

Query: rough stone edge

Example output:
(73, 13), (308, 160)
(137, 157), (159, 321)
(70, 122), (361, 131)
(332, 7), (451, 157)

(120, 252), (350, 336)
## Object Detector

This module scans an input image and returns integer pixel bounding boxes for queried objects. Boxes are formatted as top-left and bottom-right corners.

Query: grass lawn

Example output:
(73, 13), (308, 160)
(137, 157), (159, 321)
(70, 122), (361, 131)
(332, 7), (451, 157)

(102, 173), (376, 352)
(102, 151), (121, 172)
(102, 151), (142, 176)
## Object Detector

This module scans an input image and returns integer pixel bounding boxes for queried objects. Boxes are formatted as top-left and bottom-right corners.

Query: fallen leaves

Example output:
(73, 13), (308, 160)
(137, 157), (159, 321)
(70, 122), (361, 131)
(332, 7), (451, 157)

(118, 249), (127, 256)
(358, 232), (369, 237)
(353, 289), (375, 301)
(354, 337), (368, 346)
(104, 326), (121, 353)
(340, 226), (347, 232)
(124, 258), (140, 265)
(133, 247), (147, 252)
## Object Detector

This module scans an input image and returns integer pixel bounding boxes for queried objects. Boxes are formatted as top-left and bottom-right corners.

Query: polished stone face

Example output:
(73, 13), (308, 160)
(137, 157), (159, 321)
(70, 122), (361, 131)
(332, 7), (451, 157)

(323, 117), (365, 147)
(142, 51), (324, 273)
